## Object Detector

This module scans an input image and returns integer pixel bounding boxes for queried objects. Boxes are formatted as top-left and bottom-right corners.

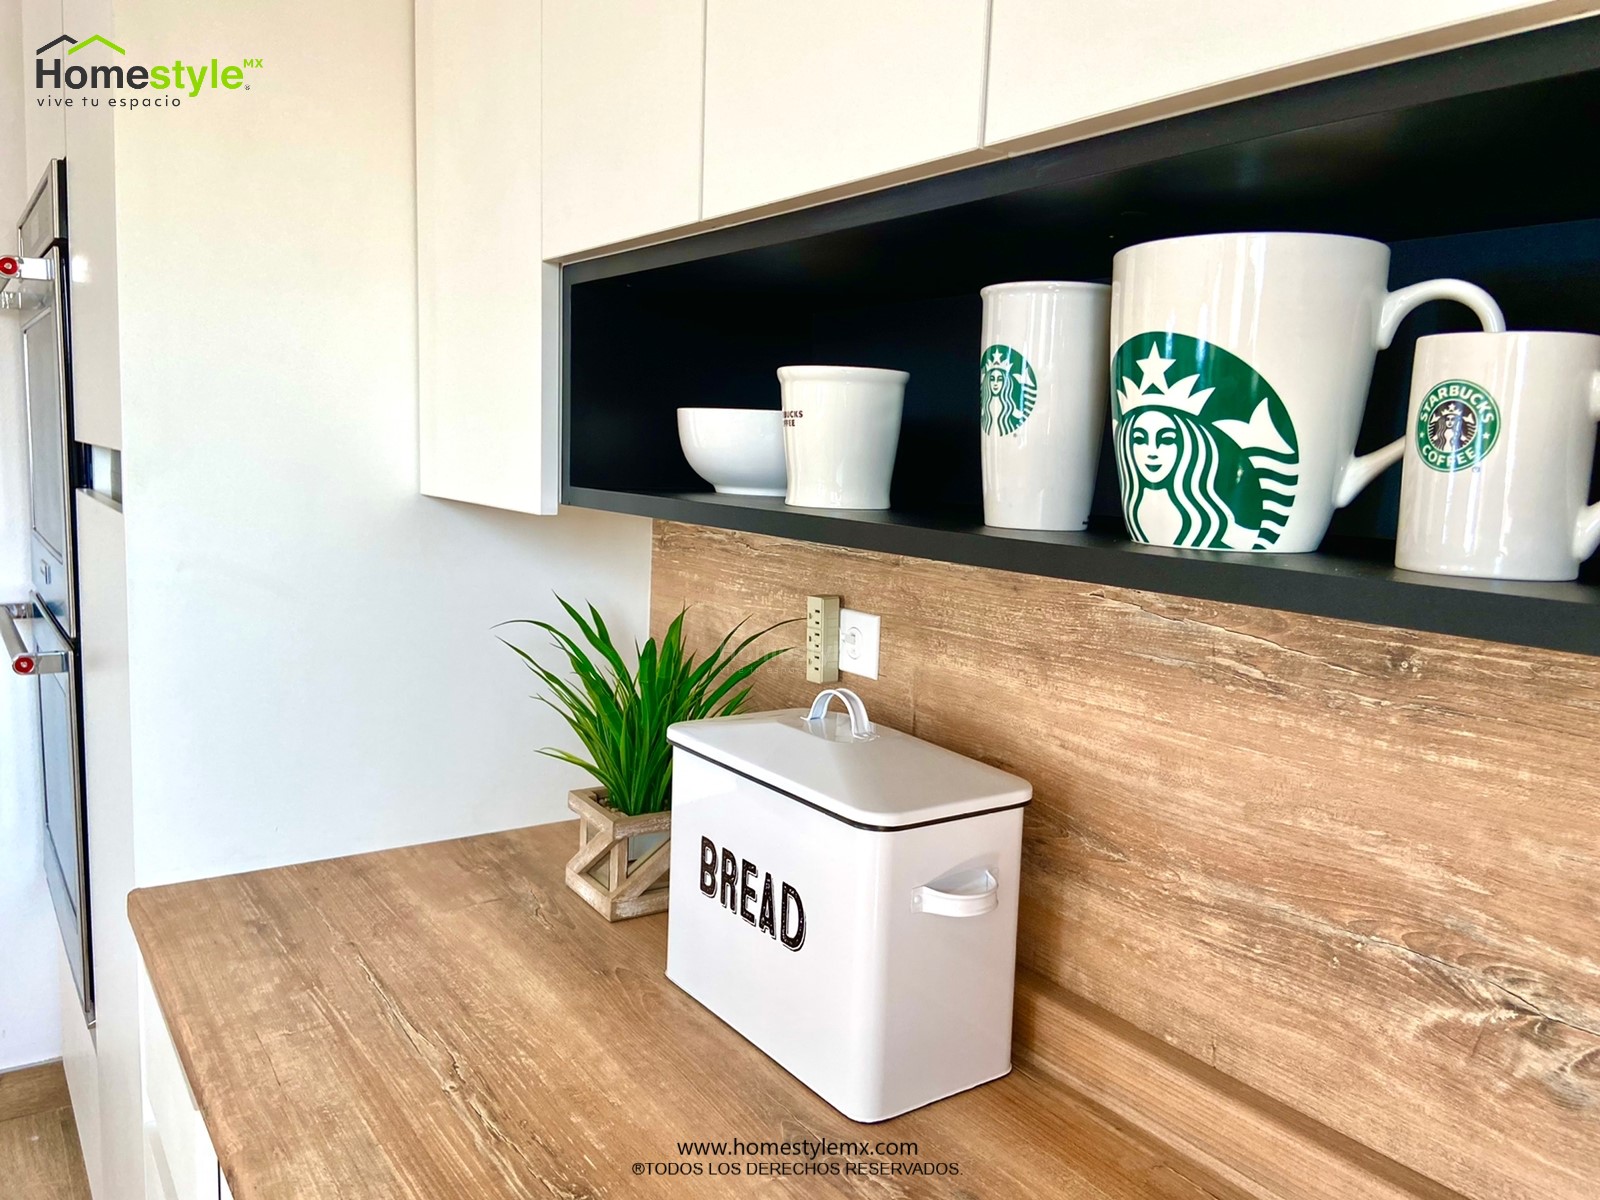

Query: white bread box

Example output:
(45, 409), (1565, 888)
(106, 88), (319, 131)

(665, 687), (1031, 1122)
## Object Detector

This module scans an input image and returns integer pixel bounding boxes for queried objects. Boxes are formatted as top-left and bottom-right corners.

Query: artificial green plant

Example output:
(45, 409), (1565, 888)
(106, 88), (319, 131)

(501, 599), (789, 817)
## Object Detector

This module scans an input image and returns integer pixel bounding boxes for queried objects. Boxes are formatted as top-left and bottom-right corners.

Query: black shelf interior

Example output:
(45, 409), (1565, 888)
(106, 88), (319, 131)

(562, 19), (1600, 657)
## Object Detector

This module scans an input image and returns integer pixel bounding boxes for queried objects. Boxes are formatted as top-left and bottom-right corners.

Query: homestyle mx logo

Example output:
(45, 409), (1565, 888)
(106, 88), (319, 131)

(34, 33), (263, 107)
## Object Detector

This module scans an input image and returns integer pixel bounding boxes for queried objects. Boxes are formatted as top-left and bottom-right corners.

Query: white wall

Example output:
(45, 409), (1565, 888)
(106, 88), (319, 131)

(114, 0), (649, 890)
(0, 0), (64, 1075)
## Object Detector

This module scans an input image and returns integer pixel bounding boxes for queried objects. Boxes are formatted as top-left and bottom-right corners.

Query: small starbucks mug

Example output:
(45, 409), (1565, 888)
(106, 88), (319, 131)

(1397, 331), (1600, 581)
(979, 281), (1111, 530)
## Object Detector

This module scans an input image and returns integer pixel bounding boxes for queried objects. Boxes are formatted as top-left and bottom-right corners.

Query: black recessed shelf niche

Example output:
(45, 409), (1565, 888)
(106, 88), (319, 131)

(562, 18), (1600, 658)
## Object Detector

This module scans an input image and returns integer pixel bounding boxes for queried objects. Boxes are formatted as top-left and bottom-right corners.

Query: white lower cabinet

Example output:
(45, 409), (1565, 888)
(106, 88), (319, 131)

(144, 1121), (179, 1200)
(139, 966), (222, 1200)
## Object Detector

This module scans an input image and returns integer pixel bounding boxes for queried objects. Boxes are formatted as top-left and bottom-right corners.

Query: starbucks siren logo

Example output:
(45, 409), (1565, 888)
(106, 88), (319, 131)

(980, 344), (1037, 435)
(1415, 379), (1499, 472)
(1111, 333), (1300, 549)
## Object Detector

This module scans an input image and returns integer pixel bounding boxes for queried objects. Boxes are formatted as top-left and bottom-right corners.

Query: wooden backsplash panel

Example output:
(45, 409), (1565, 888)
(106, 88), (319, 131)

(650, 521), (1600, 1200)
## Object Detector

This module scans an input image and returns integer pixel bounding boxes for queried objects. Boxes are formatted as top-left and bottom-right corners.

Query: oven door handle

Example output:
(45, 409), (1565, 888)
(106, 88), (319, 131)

(2, 603), (66, 676)
(0, 254), (54, 312)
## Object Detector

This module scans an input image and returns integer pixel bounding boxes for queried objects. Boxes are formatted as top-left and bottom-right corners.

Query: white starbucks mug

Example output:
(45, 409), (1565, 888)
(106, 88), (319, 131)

(1397, 331), (1600, 581)
(1109, 233), (1505, 552)
(778, 365), (908, 510)
(979, 282), (1111, 531)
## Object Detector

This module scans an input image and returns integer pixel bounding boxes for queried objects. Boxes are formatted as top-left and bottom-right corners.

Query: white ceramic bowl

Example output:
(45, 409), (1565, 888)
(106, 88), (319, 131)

(677, 408), (787, 496)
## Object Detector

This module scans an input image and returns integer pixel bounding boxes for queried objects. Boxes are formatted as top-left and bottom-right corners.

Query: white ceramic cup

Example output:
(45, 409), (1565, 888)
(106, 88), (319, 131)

(1109, 232), (1505, 552)
(979, 282), (1111, 531)
(778, 366), (908, 510)
(1397, 331), (1600, 581)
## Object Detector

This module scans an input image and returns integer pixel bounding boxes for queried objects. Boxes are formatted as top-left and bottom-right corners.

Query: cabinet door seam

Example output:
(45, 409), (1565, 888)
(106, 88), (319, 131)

(698, 0), (709, 219)
(976, 0), (995, 148)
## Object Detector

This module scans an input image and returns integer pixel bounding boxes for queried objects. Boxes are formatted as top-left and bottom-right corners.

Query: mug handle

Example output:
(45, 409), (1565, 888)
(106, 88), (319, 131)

(1332, 279), (1507, 508)
(1573, 370), (1600, 563)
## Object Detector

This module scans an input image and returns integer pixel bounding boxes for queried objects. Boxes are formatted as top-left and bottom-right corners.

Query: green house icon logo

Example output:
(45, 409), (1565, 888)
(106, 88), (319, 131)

(35, 33), (126, 56)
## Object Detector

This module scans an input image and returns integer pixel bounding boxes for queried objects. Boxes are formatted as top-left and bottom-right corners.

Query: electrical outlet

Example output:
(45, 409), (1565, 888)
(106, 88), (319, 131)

(838, 609), (881, 680)
(806, 595), (840, 683)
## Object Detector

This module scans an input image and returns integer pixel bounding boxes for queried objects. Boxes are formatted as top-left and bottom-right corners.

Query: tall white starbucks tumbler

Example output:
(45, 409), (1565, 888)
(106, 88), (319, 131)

(1397, 331), (1600, 581)
(980, 282), (1111, 530)
(778, 366), (908, 509)
(1110, 233), (1505, 552)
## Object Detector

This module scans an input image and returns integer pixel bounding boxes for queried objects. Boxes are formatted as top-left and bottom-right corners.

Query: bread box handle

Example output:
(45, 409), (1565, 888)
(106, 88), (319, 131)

(912, 871), (999, 918)
(805, 687), (875, 739)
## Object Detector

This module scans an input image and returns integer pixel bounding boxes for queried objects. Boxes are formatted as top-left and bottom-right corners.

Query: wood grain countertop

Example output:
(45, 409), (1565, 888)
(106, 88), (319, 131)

(129, 821), (1245, 1200)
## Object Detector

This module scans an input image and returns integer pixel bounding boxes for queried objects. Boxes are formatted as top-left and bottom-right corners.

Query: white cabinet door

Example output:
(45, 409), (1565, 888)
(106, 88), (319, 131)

(63, 0), (123, 450)
(416, 0), (556, 514)
(542, 0), (705, 259)
(984, 0), (1574, 147)
(140, 967), (222, 1200)
(702, 0), (990, 219)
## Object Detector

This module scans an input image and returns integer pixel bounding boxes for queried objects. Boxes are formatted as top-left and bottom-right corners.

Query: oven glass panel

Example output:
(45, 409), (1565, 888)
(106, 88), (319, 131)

(39, 665), (80, 918)
(23, 299), (67, 558)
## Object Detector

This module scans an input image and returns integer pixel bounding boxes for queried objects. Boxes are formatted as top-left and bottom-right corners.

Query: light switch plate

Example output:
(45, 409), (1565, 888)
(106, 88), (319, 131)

(839, 609), (881, 680)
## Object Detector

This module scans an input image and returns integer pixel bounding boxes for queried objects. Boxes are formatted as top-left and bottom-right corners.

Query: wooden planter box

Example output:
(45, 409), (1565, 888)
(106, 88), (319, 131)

(565, 787), (671, 921)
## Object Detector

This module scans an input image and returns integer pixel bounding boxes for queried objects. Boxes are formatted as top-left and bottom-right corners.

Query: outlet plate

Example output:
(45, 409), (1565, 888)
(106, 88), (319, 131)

(839, 609), (881, 680)
(806, 595), (840, 683)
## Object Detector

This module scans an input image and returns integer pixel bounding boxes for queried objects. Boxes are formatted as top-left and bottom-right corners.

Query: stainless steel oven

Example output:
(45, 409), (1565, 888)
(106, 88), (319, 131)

(2, 159), (91, 1022)
(17, 162), (77, 635)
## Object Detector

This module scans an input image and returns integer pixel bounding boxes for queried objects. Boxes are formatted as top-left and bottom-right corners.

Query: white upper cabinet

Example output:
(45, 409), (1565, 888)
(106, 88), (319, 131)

(21, 0), (67, 184)
(63, 0), (123, 450)
(984, 0), (1573, 147)
(541, 0), (705, 260)
(20, 0), (119, 448)
(701, 0), (990, 219)
(416, 0), (555, 514)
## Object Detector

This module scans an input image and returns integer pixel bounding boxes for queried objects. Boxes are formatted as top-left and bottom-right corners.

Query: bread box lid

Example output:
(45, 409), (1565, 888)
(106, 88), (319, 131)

(667, 688), (1031, 830)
